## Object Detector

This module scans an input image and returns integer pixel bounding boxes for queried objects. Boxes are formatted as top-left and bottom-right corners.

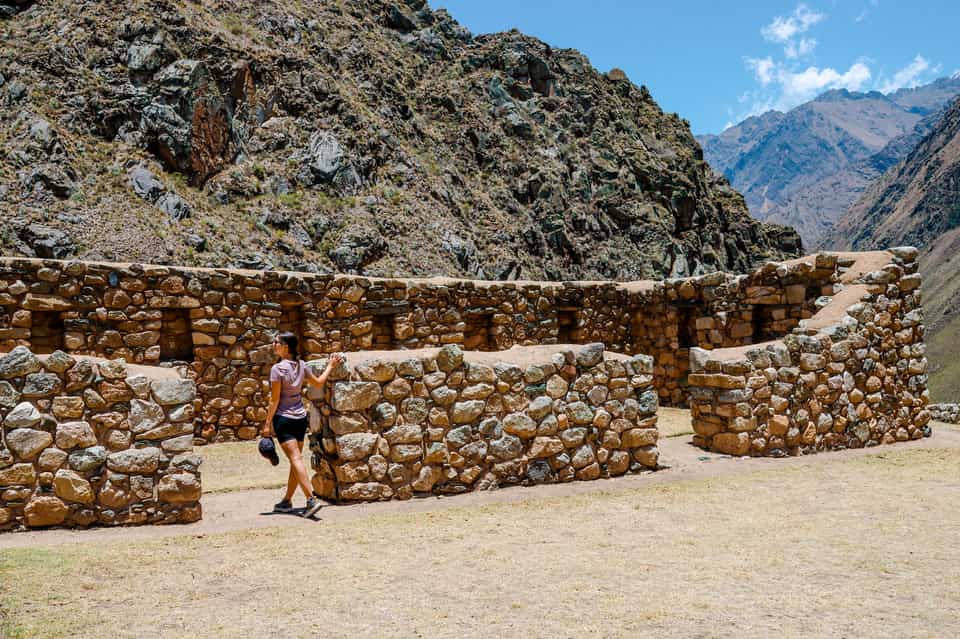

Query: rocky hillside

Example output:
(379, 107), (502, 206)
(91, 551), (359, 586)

(822, 95), (960, 400)
(0, 0), (800, 281)
(824, 95), (960, 252)
(698, 78), (960, 247)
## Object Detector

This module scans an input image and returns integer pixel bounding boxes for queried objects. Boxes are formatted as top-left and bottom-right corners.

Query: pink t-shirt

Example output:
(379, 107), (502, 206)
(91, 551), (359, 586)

(270, 359), (307, 419)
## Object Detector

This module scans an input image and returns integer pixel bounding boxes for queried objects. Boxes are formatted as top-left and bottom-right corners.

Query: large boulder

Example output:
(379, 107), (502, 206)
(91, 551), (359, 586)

(158, 472), (201, 503)
(140, 60), (232, 185)
(24, 496), (68, 527)
(295, 131), (361, 193)
(328, 230), (387, 273)
(15, 224), (75, 259)
(128, 165), (193, 221)
(0, 0), (34, 18)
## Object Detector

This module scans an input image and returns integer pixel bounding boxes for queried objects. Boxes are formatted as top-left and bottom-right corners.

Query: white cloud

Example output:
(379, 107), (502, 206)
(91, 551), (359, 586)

(785, 37), (818, 59)
(779, 62), (872, 103)
(762, 4), (823, 57)
(746, 56), (776, 85)
(762, 4), (824, 42)
(878, 55), (934, 93)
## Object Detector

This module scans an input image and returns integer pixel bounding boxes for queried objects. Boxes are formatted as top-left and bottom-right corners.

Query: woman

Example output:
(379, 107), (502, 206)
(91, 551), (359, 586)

(261, 332), (344, 518)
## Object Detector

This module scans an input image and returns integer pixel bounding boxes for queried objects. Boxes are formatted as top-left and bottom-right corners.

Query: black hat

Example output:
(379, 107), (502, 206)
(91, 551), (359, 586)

(258, 437), (280, 466)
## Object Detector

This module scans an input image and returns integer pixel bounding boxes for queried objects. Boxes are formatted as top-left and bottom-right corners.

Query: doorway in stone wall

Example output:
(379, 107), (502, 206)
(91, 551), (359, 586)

(159, 309), (193, 362)
(557, 309), (579, 344)
(30, 311), (65, 354)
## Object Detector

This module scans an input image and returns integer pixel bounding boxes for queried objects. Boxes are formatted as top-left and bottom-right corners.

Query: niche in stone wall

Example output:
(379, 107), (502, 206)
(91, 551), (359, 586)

(29, 311), (65, 354)
(676, 306), (696, 349)
(278, 305), (303, 344)
(159, 309), (193, 362)
(751, 305), (795, 343)
(371, 314), (396, 350)
(464, 313), (494, 351)
(557, 309), (579, 344)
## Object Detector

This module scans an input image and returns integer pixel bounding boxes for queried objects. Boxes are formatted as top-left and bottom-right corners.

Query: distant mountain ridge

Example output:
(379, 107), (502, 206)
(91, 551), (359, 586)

(697, 77), (960, 246)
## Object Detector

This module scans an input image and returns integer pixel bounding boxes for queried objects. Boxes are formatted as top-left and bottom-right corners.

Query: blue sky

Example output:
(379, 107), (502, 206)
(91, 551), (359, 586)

(434, 1), (960, 134)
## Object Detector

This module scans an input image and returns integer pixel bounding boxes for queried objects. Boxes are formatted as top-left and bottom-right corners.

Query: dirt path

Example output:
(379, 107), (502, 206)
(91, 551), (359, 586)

(2, 424), (958, 551)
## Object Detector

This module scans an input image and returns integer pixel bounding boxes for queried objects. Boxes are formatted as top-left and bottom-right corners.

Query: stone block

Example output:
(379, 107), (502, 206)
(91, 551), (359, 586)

(712, 432), (750, 456)
(24, 496), (68, 527)
(158, 473), (201, 503)
(332, 382), (382, 412)
(5, 428), (53, 460)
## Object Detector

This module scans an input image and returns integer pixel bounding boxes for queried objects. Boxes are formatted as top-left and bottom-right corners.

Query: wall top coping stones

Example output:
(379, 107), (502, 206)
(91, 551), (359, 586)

(0, 349), (182, 381)
(315, 344), (635, 368)
(0, 249), (902, 294)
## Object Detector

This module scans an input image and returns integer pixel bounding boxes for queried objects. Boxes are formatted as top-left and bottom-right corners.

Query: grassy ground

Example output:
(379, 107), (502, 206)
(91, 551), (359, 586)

(2, 443), (958, 638)
(200, 440), (291, 494)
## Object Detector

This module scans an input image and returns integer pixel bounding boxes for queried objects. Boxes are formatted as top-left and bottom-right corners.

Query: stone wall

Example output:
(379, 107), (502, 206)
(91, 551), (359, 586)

(928, 403), (960, 424)
(0, 346), (200, 530)
(687, 248), (931, 456)
(0, 254), (837, 442)
(305, 344), (659, 502)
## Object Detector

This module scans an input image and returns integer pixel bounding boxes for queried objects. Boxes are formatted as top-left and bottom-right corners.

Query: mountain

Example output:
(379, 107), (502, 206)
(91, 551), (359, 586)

(822, 94), (960, 400)
(697, 78), (960, 246)
(0, 0), (800, 281)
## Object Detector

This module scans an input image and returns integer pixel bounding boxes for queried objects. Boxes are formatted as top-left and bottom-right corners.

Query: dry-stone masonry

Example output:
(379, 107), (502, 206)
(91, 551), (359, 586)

(0, 246), (932, 528)
(0, 346), (200, 530)
(0, 252), (838, 442)
(687, 248), (931, 456)
(928, 403), (960, 424)
(305, 343), (659, 502)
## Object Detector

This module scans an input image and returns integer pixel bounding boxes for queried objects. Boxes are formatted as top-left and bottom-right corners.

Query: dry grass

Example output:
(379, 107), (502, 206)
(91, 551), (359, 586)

(199, 440), (290, 494)
(656, 406), (694, 437)
(2, 447), (958, 639)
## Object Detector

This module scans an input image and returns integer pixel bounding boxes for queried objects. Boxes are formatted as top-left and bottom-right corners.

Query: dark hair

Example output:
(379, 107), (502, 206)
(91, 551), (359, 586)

(276, 332), (300, 360)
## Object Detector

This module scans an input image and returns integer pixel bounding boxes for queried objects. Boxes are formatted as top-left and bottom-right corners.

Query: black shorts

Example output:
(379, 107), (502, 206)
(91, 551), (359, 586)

(273, 414), (309, 444)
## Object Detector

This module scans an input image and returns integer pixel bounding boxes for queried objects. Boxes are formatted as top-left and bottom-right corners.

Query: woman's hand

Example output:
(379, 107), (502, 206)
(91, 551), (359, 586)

(261, 421), (275, 438)
(327, 352), (346, 370)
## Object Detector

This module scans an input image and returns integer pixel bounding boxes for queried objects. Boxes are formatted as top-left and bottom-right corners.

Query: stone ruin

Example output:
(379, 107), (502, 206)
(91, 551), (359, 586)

(0, 347), (200, 531)
(304, 344), (660, 502)
(0, 247), (931, 527)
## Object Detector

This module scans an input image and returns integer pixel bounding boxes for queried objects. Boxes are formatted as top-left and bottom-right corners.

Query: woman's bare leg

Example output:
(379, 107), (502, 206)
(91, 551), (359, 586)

(283, 459), (298, 502)
(280, 438), (312, 500)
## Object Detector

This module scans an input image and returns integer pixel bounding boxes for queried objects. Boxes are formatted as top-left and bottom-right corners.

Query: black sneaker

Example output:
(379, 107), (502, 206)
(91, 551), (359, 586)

(302, 495), (323, 519)
(273, 499), (293, 513)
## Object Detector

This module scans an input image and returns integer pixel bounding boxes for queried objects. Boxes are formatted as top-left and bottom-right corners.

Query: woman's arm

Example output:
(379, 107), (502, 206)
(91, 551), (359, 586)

(262, 380), (281, 438)
(305, 353), (345, 390)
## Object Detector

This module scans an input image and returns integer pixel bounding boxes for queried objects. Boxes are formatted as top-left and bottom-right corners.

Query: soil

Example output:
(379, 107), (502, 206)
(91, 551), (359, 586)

(2, 423), (956, 551)
(1, 422), (957, 639)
